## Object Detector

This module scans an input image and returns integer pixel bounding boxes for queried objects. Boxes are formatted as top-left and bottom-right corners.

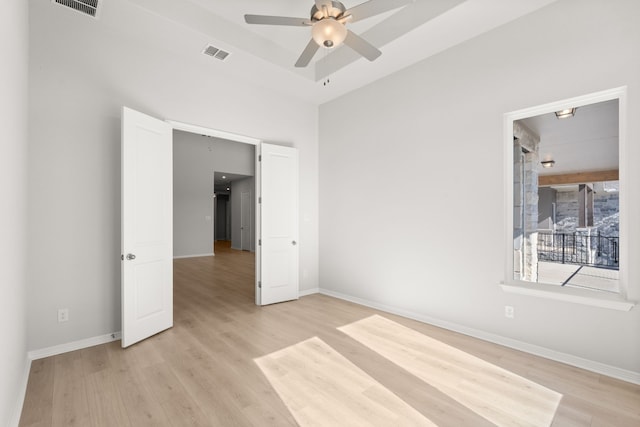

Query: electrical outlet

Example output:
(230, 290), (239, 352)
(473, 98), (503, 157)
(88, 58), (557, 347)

(504, 305), (515, 319)
(58, 308), (69, 323)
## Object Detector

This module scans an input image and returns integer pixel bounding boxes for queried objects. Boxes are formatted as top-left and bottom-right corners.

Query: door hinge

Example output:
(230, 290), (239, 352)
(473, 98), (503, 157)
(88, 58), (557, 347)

(258, 155), (261, 162)
(258, 239), (261, 246)
(258, 197), (261, 204)
(258, 281), (262, 288)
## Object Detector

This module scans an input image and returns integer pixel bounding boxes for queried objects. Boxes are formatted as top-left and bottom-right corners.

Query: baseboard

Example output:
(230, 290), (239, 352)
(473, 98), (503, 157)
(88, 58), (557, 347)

(28, 332), (122, 360)
(319, 289), (640, 385)
(9, 356), (31, 427)
(173, 253), (214, 259)
(299, 287), (319, 297)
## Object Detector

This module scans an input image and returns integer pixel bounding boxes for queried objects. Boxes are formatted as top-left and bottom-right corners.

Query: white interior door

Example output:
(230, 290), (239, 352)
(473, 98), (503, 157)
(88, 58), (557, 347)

(259, 143), (299, 305)
(121, 107), (173, 348)
(241, 191), (251, 251)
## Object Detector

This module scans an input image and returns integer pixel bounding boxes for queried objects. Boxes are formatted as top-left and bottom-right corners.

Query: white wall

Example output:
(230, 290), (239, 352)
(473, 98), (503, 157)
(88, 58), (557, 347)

(28, 0), (319, 351)
(173, 131), (254, 257)
(231, 177), (256, 251)
(0, 1), (29, 424)
(319, 0), (640, 374)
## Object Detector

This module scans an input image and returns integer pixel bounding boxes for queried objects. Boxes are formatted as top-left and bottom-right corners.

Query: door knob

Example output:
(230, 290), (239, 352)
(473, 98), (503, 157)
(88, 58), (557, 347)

(126, 253), (136, 260)
(292, 241), (297, 246)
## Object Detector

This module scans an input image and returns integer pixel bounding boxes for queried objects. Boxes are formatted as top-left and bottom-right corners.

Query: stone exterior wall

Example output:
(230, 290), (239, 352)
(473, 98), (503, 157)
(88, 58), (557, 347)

(513, 121), (539, 282)
(513, 148), (524, 279)
(555, 191), (579, 232)
(594, 192), (619, 236)
(555, 188), (619, 236)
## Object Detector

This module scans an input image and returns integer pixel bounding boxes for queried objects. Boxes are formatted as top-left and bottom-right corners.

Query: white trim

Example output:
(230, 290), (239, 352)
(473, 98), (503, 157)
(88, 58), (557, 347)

(28, 332), (121, 360)
(168, 120), (260, 146)
(500, 283), (635, 311)
(299, 287), (320, 297)
(173, 253), (214, 259)
(320, 288), (640, 385)
(503, 86), (634, 307)
(9, 357), (31, 427)
(255, 143), (262, 306)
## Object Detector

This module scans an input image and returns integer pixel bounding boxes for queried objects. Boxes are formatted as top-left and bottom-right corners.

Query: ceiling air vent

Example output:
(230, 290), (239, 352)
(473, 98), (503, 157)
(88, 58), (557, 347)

(203, 45), (231, 62)
(52, 0), (101, 19)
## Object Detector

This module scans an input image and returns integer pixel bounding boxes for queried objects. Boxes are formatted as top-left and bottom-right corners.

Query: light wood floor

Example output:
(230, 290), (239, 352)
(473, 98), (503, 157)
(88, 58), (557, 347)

(20, 243), (640, 426)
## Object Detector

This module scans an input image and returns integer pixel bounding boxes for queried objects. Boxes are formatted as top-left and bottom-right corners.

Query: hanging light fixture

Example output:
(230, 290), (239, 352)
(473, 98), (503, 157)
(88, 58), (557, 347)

(312, 18), (347, 48)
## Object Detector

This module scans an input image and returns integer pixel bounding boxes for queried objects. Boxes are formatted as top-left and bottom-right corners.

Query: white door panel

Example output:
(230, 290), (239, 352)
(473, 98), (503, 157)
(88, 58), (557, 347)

(259, 143), (299, 305)
(121, 107), (173, 348)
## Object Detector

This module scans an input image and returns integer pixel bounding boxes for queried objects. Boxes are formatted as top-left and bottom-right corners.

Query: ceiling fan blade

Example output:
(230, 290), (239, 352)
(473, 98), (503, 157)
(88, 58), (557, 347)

(343, 30), (381, 61)
(344, 0), (413, 23)
(295, 39), (320, 67)
(244, 15), (311, 26)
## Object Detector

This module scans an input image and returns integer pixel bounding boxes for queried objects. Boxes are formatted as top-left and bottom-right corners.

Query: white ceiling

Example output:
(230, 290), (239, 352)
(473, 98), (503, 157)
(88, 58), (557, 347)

(118, 0), (559, 104)
(519, 99), (619, 177)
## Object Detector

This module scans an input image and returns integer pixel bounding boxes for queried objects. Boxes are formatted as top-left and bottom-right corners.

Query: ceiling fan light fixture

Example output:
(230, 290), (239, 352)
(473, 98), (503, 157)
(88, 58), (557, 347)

(312, 18), (347, 49)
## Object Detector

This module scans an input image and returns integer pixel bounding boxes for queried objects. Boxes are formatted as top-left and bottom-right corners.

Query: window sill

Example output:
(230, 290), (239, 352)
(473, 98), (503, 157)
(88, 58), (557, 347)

(500, 282), (636, 311)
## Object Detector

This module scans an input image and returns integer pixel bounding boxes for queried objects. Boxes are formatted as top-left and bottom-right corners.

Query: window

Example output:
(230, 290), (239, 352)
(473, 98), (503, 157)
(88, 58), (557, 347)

(503, 87), (633, 310)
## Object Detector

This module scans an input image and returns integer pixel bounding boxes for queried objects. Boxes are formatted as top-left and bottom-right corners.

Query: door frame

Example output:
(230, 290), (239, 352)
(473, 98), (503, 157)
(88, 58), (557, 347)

(167, 120), (263, 304)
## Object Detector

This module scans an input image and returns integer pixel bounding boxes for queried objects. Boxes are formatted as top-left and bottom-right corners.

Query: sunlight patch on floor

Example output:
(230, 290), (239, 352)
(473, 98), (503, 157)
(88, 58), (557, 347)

(255, 336), (438, 427)
(339, 315), (562, 427)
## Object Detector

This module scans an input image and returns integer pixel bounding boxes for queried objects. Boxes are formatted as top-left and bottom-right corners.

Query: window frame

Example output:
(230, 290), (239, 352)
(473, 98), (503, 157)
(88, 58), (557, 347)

(502, 87), (634, 311)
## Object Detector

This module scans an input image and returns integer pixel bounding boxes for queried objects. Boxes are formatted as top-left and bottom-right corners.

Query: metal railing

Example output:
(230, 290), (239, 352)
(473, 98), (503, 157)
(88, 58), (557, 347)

(537, 231), (619, 269)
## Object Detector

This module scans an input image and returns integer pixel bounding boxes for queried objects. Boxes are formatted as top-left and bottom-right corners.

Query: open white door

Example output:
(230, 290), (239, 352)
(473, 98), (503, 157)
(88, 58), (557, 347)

(121, 107), (173, 347)
(258, 143), (299, 305)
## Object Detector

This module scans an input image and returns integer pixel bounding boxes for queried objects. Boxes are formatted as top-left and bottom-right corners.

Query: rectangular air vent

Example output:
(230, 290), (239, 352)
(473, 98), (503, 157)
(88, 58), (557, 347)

(52, 0), (101, 19)
(203, 45), (231, 61)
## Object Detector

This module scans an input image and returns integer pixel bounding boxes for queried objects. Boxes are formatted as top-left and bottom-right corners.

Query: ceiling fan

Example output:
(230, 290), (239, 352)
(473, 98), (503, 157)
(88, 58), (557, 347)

(244, 0), (412, 67)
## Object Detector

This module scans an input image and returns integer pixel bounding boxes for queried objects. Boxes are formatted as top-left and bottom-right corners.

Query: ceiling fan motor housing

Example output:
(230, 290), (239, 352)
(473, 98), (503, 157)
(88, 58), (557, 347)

(310, 1), (346, 21)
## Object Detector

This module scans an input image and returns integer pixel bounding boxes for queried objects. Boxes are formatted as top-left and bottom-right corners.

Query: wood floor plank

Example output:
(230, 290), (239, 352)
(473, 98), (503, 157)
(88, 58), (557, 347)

(83, 369), (132, 427)
(256, 337), (437, 427)
(19, 242), (640, 426)
(79, 344), (109, 376)
(51, 351), (92, 427)
(339, 314), (562, 427)
(103, 341), (169, 426)
(19, 358), (54, 427)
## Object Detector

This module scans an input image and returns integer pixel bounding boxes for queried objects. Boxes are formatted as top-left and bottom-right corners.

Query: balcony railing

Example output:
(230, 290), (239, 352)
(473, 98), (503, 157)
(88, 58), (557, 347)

(537, 231), (619, 269)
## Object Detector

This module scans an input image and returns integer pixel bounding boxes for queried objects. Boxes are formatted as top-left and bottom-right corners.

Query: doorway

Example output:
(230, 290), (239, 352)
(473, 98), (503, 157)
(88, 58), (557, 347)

(122, 111), (300, 347)
(212, 170), (255, 253)
(173, 130), (256, 300)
